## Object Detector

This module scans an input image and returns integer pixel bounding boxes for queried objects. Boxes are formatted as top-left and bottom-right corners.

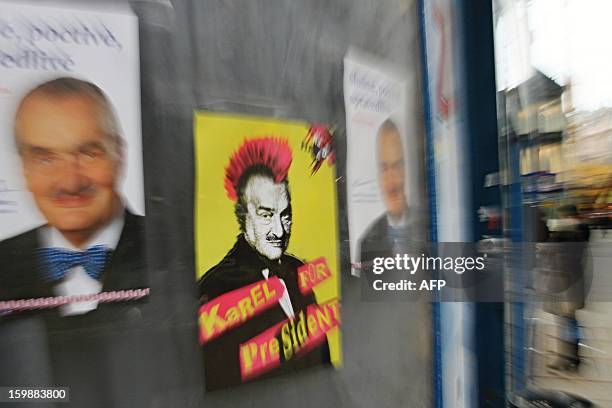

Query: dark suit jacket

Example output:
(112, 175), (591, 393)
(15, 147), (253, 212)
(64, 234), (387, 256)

(0, 211), (149, 407)
(198, 235), (331, 391)
(0, 210), (147, 305)
(357, 211), (426, 299)
(358, 213), (395, 268)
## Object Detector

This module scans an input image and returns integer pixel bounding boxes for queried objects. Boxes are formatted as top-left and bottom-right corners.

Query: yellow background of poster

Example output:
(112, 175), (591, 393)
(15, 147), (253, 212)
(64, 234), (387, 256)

(194, 111), (341, 365)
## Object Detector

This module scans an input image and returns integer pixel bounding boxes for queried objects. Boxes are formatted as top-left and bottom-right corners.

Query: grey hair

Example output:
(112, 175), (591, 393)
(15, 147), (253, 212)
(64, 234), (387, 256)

(377, 118), (400, 138)
(234, 166), (292, 232)
(15, 77), (123, 160)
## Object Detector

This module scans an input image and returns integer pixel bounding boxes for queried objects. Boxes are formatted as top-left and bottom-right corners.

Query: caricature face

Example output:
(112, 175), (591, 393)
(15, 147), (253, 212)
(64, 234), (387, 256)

(15, 93), (121, 238)
(243, 175), (292, 261)
(377, 127), (407, 219)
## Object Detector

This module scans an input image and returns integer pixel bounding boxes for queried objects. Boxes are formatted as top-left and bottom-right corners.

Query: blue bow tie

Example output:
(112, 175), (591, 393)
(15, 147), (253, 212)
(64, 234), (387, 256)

(38, 245), (110, 282)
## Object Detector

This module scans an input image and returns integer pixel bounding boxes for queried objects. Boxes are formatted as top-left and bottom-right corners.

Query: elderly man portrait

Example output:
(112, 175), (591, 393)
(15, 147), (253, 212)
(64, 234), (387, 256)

(0, 76), (150, 408)
(357, 119), (422, 276)
(198, 137), (330, 390)
(0, 77), (146, 316)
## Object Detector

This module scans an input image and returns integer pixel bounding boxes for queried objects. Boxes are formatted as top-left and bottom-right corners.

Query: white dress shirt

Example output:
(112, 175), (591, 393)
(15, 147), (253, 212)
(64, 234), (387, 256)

(388, 210), (408, 256)
(387, 210), (407, 229)
(39, 213), (125, 316)
(261, 267), (295, 319)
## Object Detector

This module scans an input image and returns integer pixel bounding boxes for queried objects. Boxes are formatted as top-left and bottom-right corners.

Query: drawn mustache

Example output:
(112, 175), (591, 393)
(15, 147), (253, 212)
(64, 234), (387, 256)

(266, 233), (288, 245)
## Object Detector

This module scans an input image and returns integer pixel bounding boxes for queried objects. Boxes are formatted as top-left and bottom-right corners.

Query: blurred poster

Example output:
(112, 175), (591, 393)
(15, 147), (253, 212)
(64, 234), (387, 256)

(194, 112), (341, 390)
(344, 48), (422, 277)
(421, 1), (475, 407)
(0, 1), (147, 315)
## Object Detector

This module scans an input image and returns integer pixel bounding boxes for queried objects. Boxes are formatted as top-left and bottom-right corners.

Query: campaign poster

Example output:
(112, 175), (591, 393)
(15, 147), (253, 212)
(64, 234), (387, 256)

(0, 1), (147, 316)
(194, 112), (341, 390)
(344, 48), (423, 277)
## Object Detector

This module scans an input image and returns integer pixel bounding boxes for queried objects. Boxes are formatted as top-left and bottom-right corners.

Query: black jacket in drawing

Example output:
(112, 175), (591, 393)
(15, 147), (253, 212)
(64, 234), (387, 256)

(198, 234), (330, 390)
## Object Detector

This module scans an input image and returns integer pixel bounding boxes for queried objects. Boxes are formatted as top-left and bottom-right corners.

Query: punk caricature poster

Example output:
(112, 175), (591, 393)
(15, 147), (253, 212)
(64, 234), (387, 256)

(0, 1), (147, 316)
(194, 112), (341, 390)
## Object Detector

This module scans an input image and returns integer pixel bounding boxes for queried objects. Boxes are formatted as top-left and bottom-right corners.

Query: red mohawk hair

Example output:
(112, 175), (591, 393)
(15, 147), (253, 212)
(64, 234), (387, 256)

(224, 137), (293, 201)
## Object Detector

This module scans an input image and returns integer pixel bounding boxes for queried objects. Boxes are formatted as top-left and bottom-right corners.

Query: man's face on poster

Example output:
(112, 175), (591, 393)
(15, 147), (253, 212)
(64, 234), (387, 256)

(243, 175), (292, 261)
(15, 93), (121, 238)
(377, 127), (406, 219)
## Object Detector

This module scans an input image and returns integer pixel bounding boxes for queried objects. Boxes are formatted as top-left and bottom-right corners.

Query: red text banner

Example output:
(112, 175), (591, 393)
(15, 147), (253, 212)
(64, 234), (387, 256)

(297, 257), (333, 295)
(239, 300), (340, 381)
(199, 276), (284, 344)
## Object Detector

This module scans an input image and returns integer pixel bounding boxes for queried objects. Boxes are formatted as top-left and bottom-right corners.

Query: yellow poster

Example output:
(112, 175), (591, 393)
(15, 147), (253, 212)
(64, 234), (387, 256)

(194, 111), (341, 390)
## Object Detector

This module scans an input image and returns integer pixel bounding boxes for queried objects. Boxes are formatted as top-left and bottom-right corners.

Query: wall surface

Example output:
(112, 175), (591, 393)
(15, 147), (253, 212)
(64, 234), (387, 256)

(1, 0), (432, 406)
